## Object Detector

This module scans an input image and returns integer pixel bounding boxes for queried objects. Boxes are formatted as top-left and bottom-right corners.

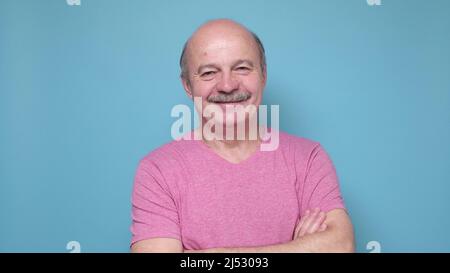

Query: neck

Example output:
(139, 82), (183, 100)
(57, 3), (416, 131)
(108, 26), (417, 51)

(205, 136), (260, 150)
(193, 126), (262, 153)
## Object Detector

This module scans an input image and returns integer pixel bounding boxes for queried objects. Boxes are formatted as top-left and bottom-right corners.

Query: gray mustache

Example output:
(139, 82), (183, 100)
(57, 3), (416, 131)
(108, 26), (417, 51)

(207, 91), (251, 103)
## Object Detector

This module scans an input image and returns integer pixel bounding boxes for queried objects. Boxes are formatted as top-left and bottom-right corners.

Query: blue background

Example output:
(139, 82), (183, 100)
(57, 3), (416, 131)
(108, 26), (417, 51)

(1, 0), (449, 252)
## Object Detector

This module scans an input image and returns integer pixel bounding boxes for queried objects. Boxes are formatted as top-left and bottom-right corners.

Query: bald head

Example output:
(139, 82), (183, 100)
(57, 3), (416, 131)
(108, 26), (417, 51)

(179, 19), (266, 81)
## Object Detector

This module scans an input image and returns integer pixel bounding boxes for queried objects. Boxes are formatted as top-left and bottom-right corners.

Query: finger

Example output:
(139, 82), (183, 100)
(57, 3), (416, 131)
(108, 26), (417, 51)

(295, 209), (311, 238)
(299, 208), (320, 237)
(301, 209), (321, 236)
(293, 217), (301, 239)
(294, 210), (310, 238)
(306, 211), (326, 234)
(300, 208), (324, 236)
(307, 211), (326, 234)
(318, 223), (327, 232)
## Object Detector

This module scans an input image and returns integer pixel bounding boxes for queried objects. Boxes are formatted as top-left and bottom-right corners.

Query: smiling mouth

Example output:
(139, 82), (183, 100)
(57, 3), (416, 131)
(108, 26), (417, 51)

(212, 97), (250, 104)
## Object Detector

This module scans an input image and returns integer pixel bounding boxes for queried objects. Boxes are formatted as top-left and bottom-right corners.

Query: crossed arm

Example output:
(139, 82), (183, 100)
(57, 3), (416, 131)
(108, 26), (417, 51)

(131, 208), (355, 253)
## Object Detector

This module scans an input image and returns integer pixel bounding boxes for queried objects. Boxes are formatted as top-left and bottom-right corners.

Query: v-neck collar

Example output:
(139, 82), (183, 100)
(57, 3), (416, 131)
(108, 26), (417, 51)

(194, 139), (263, 166)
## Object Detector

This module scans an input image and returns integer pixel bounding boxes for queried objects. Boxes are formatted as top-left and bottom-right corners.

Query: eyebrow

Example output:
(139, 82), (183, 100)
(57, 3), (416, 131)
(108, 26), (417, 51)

(196, 59), (255, 74)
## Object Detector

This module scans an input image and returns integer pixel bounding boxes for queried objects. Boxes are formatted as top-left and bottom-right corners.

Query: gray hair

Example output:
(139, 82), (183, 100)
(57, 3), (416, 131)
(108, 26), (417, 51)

(179, 31), (266, 81)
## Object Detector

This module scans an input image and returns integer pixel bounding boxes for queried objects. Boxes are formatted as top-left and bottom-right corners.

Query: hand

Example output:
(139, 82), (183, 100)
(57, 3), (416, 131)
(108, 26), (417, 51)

(293, 208), (327, 239)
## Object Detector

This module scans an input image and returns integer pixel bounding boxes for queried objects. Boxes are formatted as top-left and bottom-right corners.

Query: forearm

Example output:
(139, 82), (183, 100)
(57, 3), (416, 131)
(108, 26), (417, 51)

(288, 227), (355, 253)
(185, 226), (354, 253)
(184, 240), (303, 253)
(185, 209), (355, 253)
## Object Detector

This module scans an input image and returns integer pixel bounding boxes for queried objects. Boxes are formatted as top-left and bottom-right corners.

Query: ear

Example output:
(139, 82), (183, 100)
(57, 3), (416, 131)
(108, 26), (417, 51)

(181, 76), (193, 99)
(261, 66), (267, 90)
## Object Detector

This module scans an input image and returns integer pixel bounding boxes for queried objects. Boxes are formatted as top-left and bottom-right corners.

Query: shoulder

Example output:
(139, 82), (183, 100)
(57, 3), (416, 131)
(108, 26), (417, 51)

(276, 131), (333, 164)
(138, 138), (199, 169)
(133, 139), (198, 191)
(278, 131), (320, 152)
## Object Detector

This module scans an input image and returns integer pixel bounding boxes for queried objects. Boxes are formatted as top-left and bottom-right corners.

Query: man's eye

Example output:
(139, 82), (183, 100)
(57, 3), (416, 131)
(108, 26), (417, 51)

(236, 67), (251, 72)
(201, 71), (216, 77)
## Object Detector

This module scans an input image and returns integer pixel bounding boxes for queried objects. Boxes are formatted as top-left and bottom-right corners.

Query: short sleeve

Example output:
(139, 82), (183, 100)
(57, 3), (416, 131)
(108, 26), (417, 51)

(130, 158), (181, 246)
(298, 144), (346, 215)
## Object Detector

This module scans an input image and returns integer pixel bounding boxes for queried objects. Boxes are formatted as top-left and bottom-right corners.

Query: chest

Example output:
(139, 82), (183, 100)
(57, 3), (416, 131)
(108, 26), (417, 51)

(179, 164), (299, 250)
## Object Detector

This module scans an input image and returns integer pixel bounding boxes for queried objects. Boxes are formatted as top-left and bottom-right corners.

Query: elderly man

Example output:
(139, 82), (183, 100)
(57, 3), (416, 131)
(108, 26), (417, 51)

(130, 19), (355, 253)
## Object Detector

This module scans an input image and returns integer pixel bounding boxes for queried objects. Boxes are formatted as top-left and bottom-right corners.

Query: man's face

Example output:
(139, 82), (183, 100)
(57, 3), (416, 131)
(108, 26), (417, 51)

(182, 28), (266, 126)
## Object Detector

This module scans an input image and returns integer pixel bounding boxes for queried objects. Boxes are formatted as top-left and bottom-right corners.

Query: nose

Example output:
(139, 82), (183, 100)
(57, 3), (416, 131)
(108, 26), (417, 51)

(216, 71), (239, 93)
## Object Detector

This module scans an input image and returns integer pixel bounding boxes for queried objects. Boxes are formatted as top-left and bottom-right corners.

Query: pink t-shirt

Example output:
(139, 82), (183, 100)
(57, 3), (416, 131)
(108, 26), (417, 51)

(130, 131), (345, 250)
